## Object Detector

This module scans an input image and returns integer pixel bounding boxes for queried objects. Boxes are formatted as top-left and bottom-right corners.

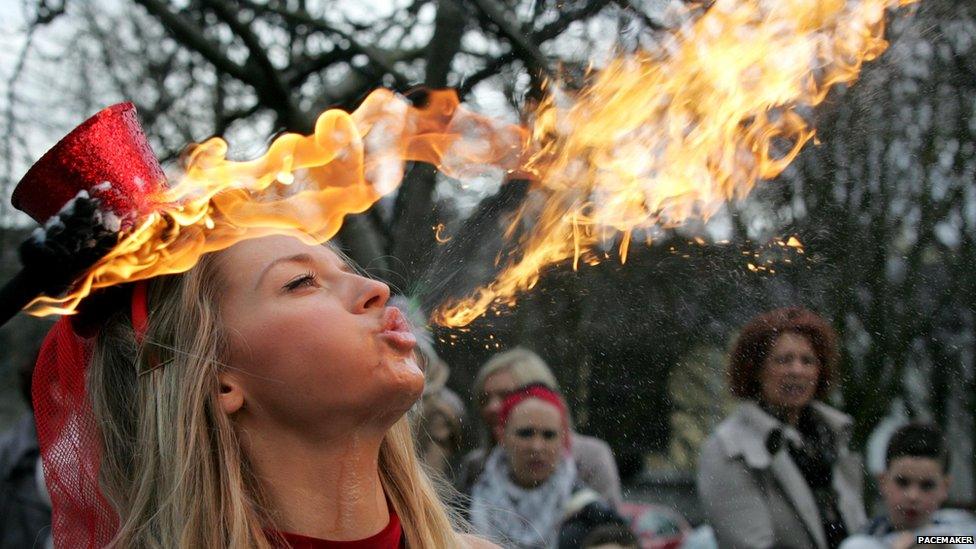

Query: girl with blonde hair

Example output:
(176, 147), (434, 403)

(16, 104), (494, 548)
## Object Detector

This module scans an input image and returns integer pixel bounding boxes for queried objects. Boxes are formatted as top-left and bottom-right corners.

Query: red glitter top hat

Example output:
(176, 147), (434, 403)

(12, 102), (164, 224)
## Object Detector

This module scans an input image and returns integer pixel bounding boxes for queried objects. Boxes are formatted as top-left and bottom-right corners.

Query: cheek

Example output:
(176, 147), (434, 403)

(545, 441), (562, 459)
(759, 374), (779, 400)
(886, 487), (911, 507)
(507, 439), (531, 460)
(922, 487), (946, 507)
(226, 306), (365, 385)
(882, 484), (902, 503)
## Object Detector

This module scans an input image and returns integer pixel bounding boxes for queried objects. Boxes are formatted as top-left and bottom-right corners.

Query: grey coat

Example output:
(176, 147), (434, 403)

(697, 401), (867, 549)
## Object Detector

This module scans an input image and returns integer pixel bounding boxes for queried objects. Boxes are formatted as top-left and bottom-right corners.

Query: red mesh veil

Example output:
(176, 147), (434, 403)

(33, 317), (118, 548)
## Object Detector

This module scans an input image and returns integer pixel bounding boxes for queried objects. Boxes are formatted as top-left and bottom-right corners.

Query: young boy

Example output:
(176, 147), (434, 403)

(841, 423), (974, 548)
(874, 423), (951, 535)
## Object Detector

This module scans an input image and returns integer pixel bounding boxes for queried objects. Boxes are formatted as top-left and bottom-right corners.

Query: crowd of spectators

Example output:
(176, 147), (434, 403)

(3, 305), (974, 548)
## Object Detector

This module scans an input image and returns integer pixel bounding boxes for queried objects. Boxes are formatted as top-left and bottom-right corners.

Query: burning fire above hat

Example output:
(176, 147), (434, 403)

(7, 0), (916, 327)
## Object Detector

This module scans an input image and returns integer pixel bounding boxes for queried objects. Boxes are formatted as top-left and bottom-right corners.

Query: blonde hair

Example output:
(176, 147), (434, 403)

(472, 347), (560, 400)
(89, 251), (462, 548)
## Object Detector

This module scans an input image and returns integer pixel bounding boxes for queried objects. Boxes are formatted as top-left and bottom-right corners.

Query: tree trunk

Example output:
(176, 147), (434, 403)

(389, 0), (466, 290)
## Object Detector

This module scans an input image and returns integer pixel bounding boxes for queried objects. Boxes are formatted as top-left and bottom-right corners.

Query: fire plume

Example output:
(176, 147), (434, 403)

(26, 0), (915, 325)
(432, 0), (916, 326)
(26, 89), (526, 315)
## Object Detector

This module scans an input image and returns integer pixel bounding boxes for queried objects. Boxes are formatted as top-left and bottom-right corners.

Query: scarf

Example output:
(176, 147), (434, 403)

(469, 447), (577, 549)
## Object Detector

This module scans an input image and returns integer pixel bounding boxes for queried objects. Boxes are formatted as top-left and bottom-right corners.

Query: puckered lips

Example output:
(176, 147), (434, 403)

(379, 306), (417, 354)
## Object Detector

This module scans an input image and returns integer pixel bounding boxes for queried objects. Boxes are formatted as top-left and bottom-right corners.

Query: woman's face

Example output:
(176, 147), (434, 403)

(502, 398), (564, 488)
(216, 235), (424, 436)
(759, 332), (820, 412)
(479, 368), (518, 438)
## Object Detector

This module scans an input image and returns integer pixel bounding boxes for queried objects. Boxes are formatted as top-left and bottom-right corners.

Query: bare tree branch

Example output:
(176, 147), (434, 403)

(132, 0), (253, 84)
(469, 0), (554, 78)
(610, 0), (669, 31)
(240, 0), (414, 88)
(459, 0), (615, 97)
(201, 0), (299, 121)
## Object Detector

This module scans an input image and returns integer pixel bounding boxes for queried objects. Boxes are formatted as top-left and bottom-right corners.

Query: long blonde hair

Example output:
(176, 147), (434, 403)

(88, 251), (461, 548)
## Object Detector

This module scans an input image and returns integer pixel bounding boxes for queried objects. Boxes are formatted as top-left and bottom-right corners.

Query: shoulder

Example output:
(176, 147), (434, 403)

(705, 402), (781, 468)
(698, 429), (726, 460)
(570, 433), (613, 461)
(0, 415), (37, 476)
(697, 432), (740, 484)
(457, 533), (501, 549)
(571, 432), (611, 451)
(838, 534), (888, 549)
(460, 447), (487, 466)
(456, 448), (490, 492)
(809, 401), (853, 433)
(700, 407), (745, 460)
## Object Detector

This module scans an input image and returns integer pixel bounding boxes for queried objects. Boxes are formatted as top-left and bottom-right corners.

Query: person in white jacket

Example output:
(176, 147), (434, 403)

(698, 307), (867, 549)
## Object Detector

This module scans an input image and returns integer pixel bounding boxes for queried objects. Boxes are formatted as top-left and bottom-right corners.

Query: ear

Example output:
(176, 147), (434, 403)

(493, 423), (505, 443)
(876, 471), (888, 488)
(940, 474), (952, 496)
(217, 371), (245, 415)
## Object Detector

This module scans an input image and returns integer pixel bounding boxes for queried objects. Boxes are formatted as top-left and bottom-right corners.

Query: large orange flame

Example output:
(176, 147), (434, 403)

(26, 89), (526, 315)
(26, 0), (915, 323)
(432, 0), (916, 326)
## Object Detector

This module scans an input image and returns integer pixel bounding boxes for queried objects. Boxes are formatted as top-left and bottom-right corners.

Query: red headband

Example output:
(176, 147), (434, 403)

(497, 384), (572, 451)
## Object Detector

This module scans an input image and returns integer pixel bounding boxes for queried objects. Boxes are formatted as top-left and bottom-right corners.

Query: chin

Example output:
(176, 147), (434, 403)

(378, 356), (425, 409)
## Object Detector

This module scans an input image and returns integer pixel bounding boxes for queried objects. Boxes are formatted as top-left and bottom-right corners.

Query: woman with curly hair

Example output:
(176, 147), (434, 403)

(697, 307), (867, 549)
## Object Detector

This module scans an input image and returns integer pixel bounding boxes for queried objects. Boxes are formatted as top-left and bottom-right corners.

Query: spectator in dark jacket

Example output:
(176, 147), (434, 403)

(0, 350), (51, 548)
(578, 522), (639, 549)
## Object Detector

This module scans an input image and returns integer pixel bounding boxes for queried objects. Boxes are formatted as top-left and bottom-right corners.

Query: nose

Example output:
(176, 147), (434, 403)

(786, 358), (813, 376)
(529, 434), (547, 452)
(354, 276), (390, 313)
(906, 485), (922, 502)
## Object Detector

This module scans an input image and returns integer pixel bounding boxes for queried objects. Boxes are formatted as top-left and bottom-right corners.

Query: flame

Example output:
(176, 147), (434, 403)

(432, 0), (916, 326)
(27, 0), (915, 323)
(26, 89), (526, 315)
(434, 223), (453, 243)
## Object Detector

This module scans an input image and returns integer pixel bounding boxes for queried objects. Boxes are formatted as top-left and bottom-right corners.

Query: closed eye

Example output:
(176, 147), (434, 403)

(283, 271), (318, 291)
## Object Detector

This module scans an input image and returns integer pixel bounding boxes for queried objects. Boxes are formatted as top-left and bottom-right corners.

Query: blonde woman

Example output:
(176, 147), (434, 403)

(94, 234), (499, 548)
(17, 105), (495, 548)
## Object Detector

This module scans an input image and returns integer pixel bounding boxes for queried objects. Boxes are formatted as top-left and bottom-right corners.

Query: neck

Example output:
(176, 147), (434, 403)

(243, 425), (390, 541)
(784, 408), (802, 426)
(761, 401), (805, 427)
(509, 471), (544, 489)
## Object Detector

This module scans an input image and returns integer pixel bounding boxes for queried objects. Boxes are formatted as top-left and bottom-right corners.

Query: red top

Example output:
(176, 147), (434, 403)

(269, 509), (404, 549)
